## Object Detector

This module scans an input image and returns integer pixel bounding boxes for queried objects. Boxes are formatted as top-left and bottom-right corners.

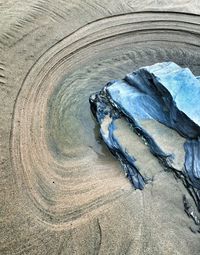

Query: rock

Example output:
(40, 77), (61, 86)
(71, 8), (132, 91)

(90, 62), (200, 212)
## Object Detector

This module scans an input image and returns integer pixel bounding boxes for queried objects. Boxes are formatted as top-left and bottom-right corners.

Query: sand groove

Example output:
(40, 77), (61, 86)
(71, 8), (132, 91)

(10, 12), (200, 226)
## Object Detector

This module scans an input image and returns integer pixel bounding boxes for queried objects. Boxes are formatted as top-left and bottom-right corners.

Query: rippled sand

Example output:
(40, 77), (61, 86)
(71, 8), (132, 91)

(1, 1), (200, 254)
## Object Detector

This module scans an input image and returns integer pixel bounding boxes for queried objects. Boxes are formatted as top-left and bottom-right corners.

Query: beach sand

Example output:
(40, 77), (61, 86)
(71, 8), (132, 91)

(0, 1), (200, 254)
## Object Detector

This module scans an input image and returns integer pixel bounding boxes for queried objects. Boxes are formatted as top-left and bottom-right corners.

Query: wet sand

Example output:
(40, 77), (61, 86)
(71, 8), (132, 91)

(1, 1), (200, 254)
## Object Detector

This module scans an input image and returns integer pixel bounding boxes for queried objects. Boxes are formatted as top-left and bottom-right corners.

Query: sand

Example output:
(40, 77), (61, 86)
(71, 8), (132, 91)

(1, 0), (200, 254)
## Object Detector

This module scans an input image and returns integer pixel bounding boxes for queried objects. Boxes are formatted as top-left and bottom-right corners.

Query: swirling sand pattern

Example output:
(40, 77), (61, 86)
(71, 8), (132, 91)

(1, 1), (200, 254)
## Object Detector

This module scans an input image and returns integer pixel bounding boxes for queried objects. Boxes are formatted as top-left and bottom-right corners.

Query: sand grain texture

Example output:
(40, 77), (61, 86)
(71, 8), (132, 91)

(1, 0), (200, 254)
